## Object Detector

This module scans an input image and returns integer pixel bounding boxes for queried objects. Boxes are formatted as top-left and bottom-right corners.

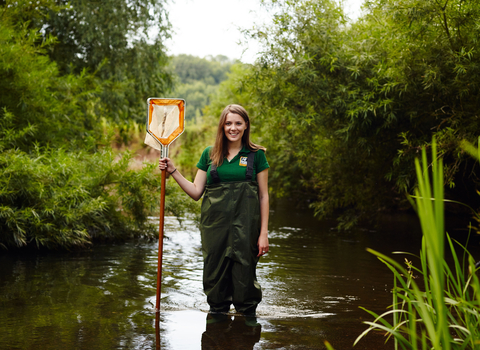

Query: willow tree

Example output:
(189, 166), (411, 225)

(230, 0), (480, 227)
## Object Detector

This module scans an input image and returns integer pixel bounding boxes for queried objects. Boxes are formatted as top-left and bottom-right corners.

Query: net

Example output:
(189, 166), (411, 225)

(145, 98), (185, 150)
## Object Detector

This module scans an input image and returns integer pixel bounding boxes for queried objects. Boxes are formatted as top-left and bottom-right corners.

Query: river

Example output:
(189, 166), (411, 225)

(1, 203), (478, 349)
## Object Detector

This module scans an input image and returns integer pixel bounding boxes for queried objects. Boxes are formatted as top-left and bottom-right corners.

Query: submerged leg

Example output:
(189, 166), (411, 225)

(231, 258), (262, 316)
(203, 255), (234, 313)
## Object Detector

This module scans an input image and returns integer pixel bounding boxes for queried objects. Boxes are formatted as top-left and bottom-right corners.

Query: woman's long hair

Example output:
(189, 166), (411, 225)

(210, 104), (266, 166)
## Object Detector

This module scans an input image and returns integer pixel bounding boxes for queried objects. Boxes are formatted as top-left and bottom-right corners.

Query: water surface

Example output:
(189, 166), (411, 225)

(1, 205), (475, 349)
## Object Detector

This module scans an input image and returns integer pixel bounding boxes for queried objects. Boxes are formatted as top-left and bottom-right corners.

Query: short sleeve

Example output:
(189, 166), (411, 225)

(255, 150), (269, 174)
(196, 146), (212, 171)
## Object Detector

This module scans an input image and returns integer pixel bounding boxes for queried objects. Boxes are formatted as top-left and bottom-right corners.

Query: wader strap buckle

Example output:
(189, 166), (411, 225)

(210, 152), (255, 184)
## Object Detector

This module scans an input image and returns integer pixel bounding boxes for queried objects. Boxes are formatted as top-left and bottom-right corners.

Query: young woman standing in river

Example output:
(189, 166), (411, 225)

(159, 104), (269, 317)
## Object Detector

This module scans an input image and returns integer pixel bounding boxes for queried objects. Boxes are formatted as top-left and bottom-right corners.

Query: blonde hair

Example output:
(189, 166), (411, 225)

(210, 104), (266, 166)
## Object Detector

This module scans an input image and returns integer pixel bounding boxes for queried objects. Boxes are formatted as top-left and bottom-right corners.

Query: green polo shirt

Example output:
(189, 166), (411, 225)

(197, 146), (269, 185)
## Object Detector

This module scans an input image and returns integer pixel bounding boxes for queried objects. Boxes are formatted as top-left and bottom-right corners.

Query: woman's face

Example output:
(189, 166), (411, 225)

(224, 112), (248, 143)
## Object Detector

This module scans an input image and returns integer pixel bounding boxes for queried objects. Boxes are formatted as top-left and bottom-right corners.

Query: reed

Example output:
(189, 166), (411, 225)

(354, 141), (480, 349)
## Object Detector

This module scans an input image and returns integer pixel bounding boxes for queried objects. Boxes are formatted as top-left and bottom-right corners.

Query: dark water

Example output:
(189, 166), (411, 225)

(1, 204), (478, 350)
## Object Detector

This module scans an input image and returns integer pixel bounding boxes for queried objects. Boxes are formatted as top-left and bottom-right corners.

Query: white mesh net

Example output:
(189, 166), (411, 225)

(145, 99), (184, 150)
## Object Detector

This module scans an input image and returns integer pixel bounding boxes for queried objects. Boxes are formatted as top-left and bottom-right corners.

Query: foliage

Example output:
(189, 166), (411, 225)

(172, 54), (234, 85)
(359, 0), (480, 192)
(170, 55), (236, 120)
(0, 1), (193, 249)
(460, 136), (480, 236)
(172, 80), (218, 121)
(39, 0), (173, 125)
(0, 121), (197, 250)
(203, 63), (255, 120)
(220, 0), (480, 227)
(355, 142), (480, 349)
(324, 340), (335, 350)
(0, 17), (100, 150)
(1, 148), (148, 249)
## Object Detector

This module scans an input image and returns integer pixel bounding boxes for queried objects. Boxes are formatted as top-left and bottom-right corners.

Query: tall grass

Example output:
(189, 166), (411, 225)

(354, 141), (480, 349)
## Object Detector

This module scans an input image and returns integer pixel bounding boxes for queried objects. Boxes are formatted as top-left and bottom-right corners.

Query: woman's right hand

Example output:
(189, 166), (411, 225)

(159, 157), (176, 174)
(158, 160), (207, 201)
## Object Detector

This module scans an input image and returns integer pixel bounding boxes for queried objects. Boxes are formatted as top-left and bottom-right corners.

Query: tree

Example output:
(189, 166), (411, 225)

(0, 1), (195, 249)
(171, 54), (234, 85)
(170, 55), (236, 120)
(0, 2), (100, 150)
(41, 0), (174, 124)
(216, 0), (480, 228)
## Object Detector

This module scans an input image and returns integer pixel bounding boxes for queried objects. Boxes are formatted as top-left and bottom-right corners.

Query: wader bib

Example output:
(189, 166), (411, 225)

(200, 152), (262, 315)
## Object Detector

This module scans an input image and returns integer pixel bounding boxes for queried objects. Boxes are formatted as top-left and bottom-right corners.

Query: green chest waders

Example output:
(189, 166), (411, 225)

(199, 152), (262, 315)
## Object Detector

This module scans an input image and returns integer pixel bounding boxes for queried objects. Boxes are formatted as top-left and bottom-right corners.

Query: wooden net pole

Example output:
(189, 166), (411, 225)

(155, 146), (168, 312)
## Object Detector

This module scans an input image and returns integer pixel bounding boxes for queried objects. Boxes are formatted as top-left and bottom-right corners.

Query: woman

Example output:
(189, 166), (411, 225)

(159, 104), (269, 317)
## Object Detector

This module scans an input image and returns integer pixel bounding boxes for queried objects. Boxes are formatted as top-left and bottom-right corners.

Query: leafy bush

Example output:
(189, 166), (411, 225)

(0, 148), (135, 248)
(0, 145), (199, 249)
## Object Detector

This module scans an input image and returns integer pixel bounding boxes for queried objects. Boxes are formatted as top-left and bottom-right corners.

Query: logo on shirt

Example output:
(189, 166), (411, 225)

(239, 156), (248, 167)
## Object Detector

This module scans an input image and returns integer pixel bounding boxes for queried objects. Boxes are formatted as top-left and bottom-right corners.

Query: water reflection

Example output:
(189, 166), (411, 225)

(2, 204), (476, 349)
(155, 313), (160, 349)
(202, 314), (261, 349)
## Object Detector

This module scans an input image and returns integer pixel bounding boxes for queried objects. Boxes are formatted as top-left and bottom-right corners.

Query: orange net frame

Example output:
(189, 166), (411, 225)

(145, 98), (185, 150)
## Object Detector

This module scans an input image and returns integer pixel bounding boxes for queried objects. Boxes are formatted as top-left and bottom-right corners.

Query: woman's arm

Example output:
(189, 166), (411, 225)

(257, 168), (269, 257)
(159, 157), (207, 201)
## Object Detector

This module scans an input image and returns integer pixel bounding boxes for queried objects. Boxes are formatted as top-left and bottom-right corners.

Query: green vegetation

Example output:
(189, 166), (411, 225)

(4, 0), (480, 248)
(0, 0), (195, 250)
(355, 141), (480, 349)
(170, 54), (235, 121)
(207, 0), (480, 227)
(42, 0), (173, 125)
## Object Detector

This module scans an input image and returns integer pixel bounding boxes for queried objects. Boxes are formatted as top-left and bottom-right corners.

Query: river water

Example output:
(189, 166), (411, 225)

(1, 204), (478, 350)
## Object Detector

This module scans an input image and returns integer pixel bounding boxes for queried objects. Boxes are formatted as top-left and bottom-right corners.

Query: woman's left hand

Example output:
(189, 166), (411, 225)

(257, 234), (269, 257)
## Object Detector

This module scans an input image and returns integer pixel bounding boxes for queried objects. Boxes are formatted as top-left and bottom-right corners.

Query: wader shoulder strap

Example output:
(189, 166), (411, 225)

(245, 152), (255, 181)
(210, 162), (221, 184)
(209, 152), (256, 183)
